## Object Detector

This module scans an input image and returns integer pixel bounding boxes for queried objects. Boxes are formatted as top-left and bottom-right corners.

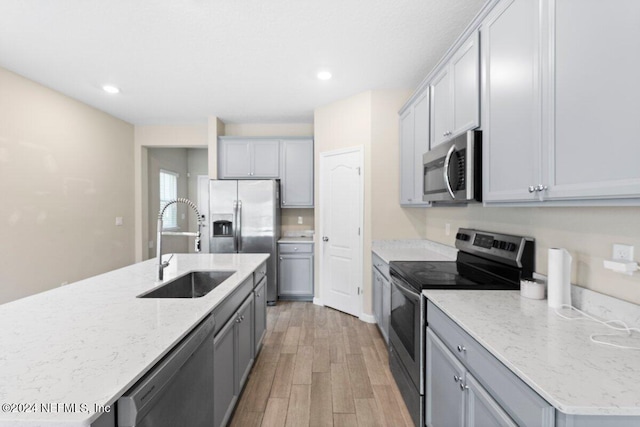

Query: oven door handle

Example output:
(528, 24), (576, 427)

(391, 277), (420, 301)
(443, 144), (456, 199)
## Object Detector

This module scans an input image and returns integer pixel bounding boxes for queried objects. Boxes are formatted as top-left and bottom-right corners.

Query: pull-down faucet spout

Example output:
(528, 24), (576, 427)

(157, 198), (202, 281)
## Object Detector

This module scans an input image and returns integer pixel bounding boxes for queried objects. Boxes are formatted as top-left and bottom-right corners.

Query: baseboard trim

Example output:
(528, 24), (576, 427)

(313, 297), (324, 307)
(359, 312), (376, 323)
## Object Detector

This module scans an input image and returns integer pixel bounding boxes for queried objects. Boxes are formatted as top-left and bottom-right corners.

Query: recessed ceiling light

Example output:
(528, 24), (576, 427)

(102, 85), (120, 94)
(317, 71), (332, 81)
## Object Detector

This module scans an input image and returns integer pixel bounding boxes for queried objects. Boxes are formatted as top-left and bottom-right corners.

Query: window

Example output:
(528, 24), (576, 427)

(159, 169), (178, 229)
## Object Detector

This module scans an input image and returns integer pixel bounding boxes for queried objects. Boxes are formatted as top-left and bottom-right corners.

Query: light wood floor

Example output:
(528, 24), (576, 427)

(228, 301), (414, 427)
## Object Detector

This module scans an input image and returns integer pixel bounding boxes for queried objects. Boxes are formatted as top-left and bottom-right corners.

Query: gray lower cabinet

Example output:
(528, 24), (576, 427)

(280, 139), (314, 208)
(427, 300), (555, 427)
(213, 292), (256, 427)
(278, 242), (314, 300)
(426, 328), (516, 427)
(254, 277), (267, 353)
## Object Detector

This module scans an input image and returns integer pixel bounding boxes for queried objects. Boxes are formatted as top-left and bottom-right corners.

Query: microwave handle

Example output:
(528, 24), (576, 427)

(443, 144), (456, 199)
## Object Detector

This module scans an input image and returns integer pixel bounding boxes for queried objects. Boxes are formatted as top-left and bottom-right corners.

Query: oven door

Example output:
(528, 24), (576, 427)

(389, 275), (422, 393)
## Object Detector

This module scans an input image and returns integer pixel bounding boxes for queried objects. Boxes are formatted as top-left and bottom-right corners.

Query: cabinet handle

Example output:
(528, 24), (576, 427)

(294, 247), (298, 251)
(408, 198), (412, 202)
(457, 345), (466, 353)
(453, 375), (460, 383)
(322, 236), (329, 242)
(256, 293), (260, 297)
(460, 382), (469, 391)
(279, 256), (283, 260)
(536, 184), (548, 192)
(528, 186), (536, 193)
(241, 315), (245, 321)
(283, 201), (286, 205)
(235, 318), (241, 323)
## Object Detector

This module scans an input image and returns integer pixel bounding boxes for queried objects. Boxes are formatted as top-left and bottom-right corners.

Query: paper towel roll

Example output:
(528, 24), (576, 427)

(547, 248), (572, 308)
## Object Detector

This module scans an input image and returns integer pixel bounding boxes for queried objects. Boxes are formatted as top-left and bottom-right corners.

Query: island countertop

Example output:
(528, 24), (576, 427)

(0, 253), (269, 426)
(423, 289), (640, 417)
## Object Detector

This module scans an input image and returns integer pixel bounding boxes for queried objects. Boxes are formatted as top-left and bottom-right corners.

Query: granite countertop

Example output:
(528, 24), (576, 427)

(423, 290), (640, 416)
(372, 239), (458, 263)
(0, 253), (269, 426)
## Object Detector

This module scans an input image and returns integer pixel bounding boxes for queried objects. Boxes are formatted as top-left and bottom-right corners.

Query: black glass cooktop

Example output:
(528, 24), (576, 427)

(389, 257), (521, 293)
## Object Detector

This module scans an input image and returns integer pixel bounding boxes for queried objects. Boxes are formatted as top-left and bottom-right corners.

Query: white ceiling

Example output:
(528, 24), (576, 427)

(0, 0), (485, 125)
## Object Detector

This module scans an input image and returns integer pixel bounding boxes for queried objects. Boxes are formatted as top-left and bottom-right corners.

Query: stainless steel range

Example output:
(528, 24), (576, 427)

(388, 228), (534, 426)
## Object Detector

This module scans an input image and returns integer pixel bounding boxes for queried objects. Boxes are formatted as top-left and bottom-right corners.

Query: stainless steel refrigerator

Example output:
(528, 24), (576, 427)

(209, 179), (281, 304)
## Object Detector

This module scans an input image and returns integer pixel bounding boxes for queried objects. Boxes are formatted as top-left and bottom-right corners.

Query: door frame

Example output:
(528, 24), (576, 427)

(318, 145), (364, 318)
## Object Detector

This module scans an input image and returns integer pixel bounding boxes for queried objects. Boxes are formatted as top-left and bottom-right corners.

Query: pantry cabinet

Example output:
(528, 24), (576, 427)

(430, 31), (480, 148)
(399, 89), (430, 206)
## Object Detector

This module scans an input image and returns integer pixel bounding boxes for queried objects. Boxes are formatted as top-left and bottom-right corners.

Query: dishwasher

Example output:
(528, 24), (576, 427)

(117, 314), (215, 427)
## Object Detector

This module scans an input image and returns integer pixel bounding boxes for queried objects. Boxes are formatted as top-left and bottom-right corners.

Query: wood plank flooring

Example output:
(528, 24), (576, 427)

(229, 301), (413, 427)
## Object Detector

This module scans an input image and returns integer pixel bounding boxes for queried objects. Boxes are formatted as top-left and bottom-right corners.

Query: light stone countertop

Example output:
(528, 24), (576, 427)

(0, 253), (269, 426)
(372, 239), (457, 263)
(423, 290), (640, 416)
(278, 237), (314, 243)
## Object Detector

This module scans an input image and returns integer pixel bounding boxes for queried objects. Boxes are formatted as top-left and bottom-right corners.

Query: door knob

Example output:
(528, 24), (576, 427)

(322, 236), (329, 242)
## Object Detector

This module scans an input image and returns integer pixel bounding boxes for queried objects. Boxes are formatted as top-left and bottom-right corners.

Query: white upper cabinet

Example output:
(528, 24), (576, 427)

(542, 0), (640, 201)
(430, 31), (480, 148)
(399, 89), (431, 206)
(482, 0), (542, 202)
(218, 138), (280, 179)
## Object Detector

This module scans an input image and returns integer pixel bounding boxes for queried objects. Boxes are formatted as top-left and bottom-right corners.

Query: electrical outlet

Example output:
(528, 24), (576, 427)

(115, 216), (123, 226)
(148, 240), (154, 249)
(612, 244), (634, 261)
(445, 223), (451, 236)
(297, 216), (303, 225)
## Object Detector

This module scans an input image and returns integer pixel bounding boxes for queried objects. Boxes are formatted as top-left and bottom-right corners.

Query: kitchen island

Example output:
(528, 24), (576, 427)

(0, 253), (268, 426)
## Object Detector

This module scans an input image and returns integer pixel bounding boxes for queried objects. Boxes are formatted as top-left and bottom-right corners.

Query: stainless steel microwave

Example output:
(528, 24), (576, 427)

(422, 130), (482, 203)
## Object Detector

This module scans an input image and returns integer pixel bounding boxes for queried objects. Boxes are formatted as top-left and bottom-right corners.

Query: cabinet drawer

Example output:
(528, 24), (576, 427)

(427, 301), (555, 426)
(372, 252), (389, 279)
(279, 243), (313, 254)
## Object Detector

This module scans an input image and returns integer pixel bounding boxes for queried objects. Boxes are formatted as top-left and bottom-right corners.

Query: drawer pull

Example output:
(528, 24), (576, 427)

(457, 345), (466, 353)
(453, 375), (460, 383)
(460, 382), (469, 391)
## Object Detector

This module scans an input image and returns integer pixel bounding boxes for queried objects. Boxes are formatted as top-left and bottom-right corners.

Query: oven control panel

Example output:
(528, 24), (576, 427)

(455, 228), (534, 270)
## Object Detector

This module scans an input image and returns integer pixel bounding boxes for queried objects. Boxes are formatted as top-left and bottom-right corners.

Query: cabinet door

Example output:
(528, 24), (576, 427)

(431, 68), (451, 148)
(251, 140), (280, 178)
(543, 0), (640, 200)
(219, 140), (251, 178)
(372, 268), (382, 326)
(413, 90), (430, 200)
(254, 277), (267, 354)
(426, 328), (465, 427)
(482, 0), (542, 202)
(451, 31), (480, 137)
(381, 275), (390, 343)
(236, 294), (254, 391)
(279, 254), (313, 296)
(466, 373), (517, 427)
(281, 139), (314, 207)
(213, 317), (237, 427)
(399, 107), (416, 204)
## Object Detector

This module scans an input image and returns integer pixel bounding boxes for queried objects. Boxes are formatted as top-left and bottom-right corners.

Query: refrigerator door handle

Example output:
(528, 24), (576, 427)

(233, 200), (238, 252)
(237, 200), (243, 252)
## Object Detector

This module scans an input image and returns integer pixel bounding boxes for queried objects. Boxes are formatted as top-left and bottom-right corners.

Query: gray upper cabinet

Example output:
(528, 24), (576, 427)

(430, 31), (480, 148)
(541, 0), (640, 201)
(399, 89), (430, 206)
(280, 139), (314, 207)
(218, 138), (280, 179)
(482, 0), (542, 203)
(483, 0), (640, 204)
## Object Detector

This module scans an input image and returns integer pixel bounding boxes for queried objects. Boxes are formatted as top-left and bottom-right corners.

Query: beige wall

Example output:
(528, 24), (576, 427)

(419, 205), (640, 305)
(0, 67), (135, 304)
(187, 148), (209, 241)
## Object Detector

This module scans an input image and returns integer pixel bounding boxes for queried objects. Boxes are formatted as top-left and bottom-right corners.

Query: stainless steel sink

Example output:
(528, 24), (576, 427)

(138, 271), (235, 298)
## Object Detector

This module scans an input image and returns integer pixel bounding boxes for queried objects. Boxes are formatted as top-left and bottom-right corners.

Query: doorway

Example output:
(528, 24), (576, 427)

(319, 146), (364, 317)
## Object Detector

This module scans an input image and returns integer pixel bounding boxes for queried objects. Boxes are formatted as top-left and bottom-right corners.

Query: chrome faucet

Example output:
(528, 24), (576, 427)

(157, 198), (203, 281)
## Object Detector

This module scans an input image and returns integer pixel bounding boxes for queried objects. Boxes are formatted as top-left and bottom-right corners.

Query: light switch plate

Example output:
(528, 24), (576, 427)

(115, 216), (123, 226)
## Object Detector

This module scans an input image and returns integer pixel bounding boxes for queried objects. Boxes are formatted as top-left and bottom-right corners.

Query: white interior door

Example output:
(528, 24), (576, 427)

(197, 175), (210, 253)
(319, 147), (363, 317)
